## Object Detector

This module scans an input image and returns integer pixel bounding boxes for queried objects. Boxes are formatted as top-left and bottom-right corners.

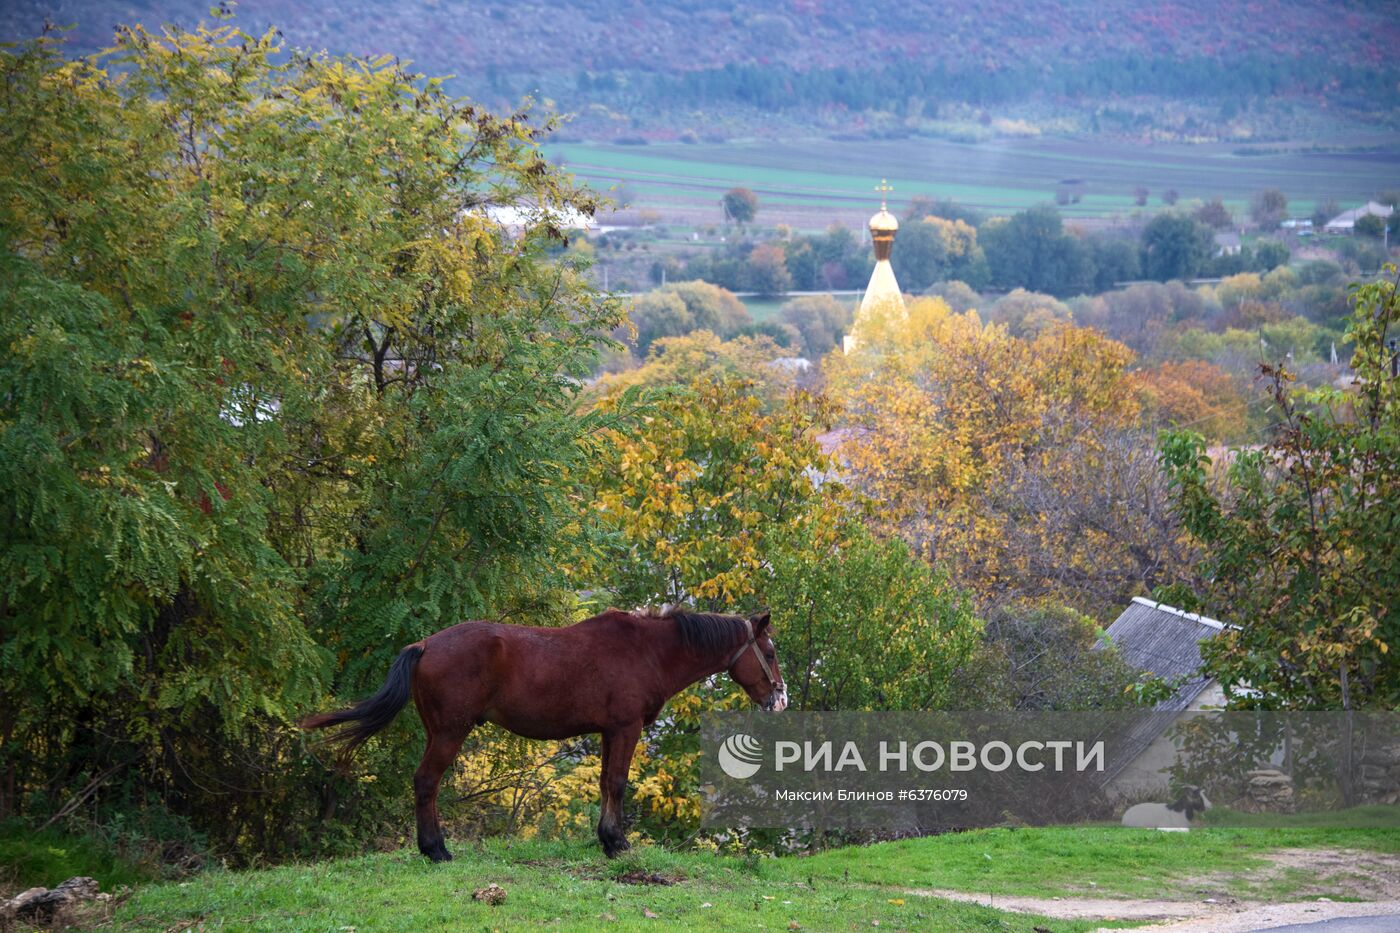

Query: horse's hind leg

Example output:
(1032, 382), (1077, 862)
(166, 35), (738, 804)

(414, 724), (470, 862)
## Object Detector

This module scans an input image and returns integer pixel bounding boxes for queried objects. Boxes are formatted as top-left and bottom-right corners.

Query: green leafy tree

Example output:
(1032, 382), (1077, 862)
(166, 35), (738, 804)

(1354, 213), (1386, 239)
(1161, 271), (1400, 710)
(1250, 239), (1291, 272)
(1090, 236), (1142, 291)
(1140, 213), (1214, 282)
(980, 206), (1095, 297)
(628, 281), (751, 355)
(0, 24), (624, 854)
(967, 603), (1144, 710)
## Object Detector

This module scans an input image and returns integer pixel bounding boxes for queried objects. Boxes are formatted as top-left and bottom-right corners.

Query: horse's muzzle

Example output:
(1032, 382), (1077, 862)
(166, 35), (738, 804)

(764, 687), (789, 712)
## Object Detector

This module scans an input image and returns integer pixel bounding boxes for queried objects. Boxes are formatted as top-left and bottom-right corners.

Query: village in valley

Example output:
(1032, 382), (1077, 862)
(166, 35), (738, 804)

(1, 1), (1399, 930)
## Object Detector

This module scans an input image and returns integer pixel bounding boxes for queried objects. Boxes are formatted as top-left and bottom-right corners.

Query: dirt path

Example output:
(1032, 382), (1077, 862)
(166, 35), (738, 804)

(1118, 901), (1400, 933)
(907, 888), (1213, 921)
(906, 848), (1400, 930)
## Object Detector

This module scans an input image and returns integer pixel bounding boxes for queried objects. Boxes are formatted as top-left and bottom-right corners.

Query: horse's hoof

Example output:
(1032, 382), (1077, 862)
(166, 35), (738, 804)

(420, 842), (453, 862)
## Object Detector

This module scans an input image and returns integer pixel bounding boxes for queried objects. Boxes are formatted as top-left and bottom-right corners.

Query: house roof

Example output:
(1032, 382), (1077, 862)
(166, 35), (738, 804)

(1325, 201), (1394, 229)
(1097, 597), (1227, 783)
(1213, 231), (1242, 248)
(1104, 597), (1224, 713)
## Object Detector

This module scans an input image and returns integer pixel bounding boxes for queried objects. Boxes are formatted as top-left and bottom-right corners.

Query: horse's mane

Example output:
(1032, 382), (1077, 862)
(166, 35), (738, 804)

(652, 608), (746, 655)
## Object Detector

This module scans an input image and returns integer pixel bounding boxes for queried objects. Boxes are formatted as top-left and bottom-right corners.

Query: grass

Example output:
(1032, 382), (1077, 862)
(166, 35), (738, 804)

(780, 825), (1400, 901)
(548, 136), (1400, 229)
(103, 826), (1400, 931)
(0, 821), (155, 893)
(738, 297), (785, 323)
(110, 836), (1126, 932)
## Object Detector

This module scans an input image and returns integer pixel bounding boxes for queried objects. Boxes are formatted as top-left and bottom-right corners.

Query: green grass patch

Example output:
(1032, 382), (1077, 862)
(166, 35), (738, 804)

(739, 297), (785, 323)
(1202, 805), (1400, 829)
(549, 137), (1400, 225)
(779, 825), (1400, 901)
(0, 821), (155, 893)
(106, 825), (1400, 931)
(111, 836), (1129, 932)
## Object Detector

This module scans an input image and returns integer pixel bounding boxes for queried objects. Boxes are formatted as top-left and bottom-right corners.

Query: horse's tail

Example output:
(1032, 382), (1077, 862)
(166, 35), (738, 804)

(301, 643), (425, 762)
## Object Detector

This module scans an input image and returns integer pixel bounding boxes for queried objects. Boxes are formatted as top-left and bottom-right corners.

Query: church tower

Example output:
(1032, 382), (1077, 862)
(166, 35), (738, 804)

(843, 179), (905, 354)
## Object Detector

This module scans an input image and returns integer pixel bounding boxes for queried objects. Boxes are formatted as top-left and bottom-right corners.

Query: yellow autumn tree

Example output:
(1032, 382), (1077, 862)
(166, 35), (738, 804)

(828, 296), (1194, 617)
(587, 330), (794, 408)
(562, 376), (980, 841)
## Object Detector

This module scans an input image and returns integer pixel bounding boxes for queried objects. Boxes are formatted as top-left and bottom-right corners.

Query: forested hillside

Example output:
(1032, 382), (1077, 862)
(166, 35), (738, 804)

(6, 0), (1398, 140)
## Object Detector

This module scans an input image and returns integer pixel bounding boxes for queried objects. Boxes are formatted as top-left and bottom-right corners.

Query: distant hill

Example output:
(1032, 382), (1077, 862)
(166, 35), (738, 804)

(6, 1), (1399, 140)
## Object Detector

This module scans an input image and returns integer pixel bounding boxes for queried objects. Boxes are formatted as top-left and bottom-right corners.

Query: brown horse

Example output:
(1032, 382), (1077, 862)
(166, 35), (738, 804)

(302, 607), (786, 861)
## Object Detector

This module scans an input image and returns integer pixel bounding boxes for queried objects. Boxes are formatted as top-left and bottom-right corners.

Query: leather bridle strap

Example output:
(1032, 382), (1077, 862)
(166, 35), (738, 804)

(727, 618), (781, 691)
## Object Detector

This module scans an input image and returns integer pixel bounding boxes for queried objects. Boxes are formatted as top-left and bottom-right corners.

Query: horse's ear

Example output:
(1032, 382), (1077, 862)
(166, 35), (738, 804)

(751, 610), (771, 632)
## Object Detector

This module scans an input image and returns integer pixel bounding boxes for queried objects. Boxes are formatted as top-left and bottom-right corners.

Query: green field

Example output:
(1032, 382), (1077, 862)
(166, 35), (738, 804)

(88, 826), (1400, 931)
(550, 136), (1400, 230)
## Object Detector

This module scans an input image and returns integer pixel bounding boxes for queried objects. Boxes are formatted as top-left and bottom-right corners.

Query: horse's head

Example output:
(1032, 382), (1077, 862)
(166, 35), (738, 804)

(728, 611), (788, 712)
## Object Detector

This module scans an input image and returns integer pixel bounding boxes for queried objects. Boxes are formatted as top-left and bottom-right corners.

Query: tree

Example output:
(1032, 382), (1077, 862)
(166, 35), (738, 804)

(1250, 239), (1291, 272)
(1162, 189), (1180, 206)
(980, 206), (1095, 297)
(744, 242), (792, 296)
(1140, 213), (1214, 282)
(0, 25), (626, 852)
(904, 195), (983, 227)
(1249, 188), (1289, 229)
(1071, 280), (1212, 357)
(893, 216), (988, 291)
(591, 331), (794, 407)
(1090, 235), (1142, 290)
(830, 298), (1193, 617)
(1135, 360), (1250, 442)
(779, 294), (853, 359)
(628, 281), (751, 354)
(1195, 198), (1234, 229)
(923, 280), (981, 313)
(971, 604), (1145, 710)
(630, 290), (694, 354)
(1134, 186), (1150, 207)
(1311, 199), (1340, 230)
(990, 289), (1072, 337)
(577, 378), (982, 833)
(1354, 213), (1386, 239)
(1161, 272), (1400, 709)
(721, 187), (759, 225)
(892, 218), (951, 292)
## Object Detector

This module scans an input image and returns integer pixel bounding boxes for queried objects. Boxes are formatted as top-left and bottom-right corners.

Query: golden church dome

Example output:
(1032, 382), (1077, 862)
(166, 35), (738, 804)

(869, 208), (899, 232)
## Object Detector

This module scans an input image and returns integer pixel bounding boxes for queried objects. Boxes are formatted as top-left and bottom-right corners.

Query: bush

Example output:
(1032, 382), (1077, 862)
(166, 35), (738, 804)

(1, 25), (623, 863)
(0, 821), (157, 890)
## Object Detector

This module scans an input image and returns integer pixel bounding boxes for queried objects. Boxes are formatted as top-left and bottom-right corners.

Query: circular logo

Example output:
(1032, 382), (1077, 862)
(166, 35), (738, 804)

(718, 733), (763, 779)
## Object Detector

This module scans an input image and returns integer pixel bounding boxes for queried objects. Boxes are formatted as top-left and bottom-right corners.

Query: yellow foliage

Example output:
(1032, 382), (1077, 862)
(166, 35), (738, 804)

(828, 297), (1170, 614)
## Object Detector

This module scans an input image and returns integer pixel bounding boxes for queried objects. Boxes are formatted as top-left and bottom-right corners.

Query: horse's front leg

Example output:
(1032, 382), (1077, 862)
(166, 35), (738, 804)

(597, 722), (642, 858)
